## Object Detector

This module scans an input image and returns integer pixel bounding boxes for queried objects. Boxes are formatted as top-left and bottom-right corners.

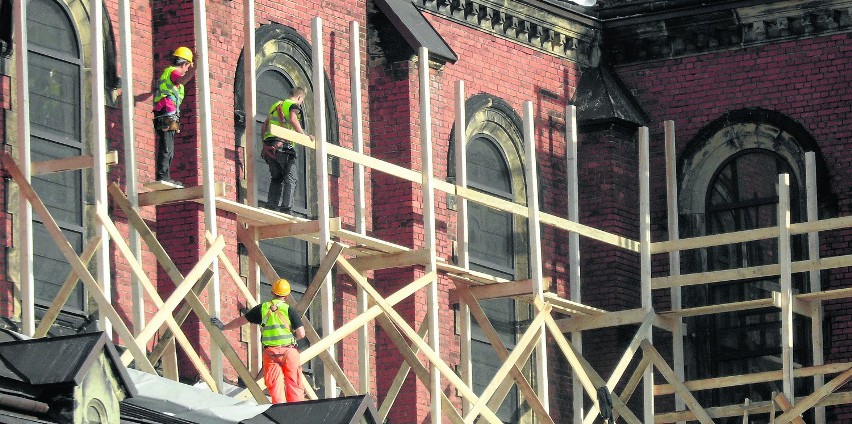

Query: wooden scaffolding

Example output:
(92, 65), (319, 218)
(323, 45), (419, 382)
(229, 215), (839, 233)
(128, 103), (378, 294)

(8, 9), (852, 424)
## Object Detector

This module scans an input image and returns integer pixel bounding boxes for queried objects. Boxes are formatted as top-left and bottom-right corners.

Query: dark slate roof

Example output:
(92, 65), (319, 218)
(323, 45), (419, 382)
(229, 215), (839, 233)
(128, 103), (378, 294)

(242, 395), (379, 424)
(375, 0), (458, 63)
(574, 65), (647, 128)
(0, 331), (136, 396)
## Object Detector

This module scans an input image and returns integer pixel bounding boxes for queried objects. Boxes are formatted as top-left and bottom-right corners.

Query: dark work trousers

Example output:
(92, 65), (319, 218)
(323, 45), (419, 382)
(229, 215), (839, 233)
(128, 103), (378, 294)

(155, 127), (176, 181)
(266, 149), (297, 211)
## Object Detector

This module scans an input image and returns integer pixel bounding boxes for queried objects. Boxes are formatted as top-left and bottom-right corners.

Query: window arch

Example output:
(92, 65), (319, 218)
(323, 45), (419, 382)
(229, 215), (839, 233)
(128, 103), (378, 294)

(678, 109), (825, 414)
(455, 94), (530, 423)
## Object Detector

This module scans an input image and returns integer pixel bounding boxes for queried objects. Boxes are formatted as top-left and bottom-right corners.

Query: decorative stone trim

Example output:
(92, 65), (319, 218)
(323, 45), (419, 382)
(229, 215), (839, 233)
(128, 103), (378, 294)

(413, 0), (601, 66)
(604, 0), (852, 65)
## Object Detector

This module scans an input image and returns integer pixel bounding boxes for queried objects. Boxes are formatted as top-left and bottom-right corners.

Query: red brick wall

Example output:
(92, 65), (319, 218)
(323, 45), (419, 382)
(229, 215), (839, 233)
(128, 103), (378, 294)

(614, 32), (852, 420)
(367, 10), (582, 420)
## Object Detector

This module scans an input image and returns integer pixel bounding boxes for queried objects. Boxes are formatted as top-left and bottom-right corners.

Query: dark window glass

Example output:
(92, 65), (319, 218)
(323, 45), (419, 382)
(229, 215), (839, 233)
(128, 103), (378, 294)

(26, 0), (78, 54)
(27, 0), (84, 314)
(467, 136), (519, 423)
(701, 150), (809, 415)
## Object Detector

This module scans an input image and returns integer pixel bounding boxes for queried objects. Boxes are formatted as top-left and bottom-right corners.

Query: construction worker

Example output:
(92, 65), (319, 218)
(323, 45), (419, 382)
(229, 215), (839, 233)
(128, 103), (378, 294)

(210, 278), (305, 403)
(259, 87), (314, 214)
(152, 46), (196, 185)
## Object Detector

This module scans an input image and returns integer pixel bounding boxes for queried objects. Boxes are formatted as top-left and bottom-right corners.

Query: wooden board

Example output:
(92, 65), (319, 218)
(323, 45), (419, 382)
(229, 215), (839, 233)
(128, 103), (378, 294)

(138, 182), (225, 207)
(143, 179), (184, 190)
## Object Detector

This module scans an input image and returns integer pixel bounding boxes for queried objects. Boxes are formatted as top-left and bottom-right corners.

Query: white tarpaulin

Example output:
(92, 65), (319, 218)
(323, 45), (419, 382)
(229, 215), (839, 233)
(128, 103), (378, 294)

(124, 368), (270, 423)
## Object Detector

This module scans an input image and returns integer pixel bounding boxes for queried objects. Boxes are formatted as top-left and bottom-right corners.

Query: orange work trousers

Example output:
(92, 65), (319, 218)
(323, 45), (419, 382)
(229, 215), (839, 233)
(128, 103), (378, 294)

(262, 345), (304, 403)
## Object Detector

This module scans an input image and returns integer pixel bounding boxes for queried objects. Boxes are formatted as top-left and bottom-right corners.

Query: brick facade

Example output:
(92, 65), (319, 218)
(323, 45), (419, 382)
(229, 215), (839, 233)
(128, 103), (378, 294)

(1, 0), (851, 422)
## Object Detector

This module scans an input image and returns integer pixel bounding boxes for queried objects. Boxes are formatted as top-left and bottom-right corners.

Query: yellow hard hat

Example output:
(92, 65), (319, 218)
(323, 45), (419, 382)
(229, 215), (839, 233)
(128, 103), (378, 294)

(272, 278), (291, 297)
(173, 46), (193, 64)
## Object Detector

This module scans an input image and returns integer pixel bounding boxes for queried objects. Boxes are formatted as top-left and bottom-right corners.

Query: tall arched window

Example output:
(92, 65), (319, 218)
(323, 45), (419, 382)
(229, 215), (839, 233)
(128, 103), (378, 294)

(457, 94), (531, 423)
(254, 69), (311, 302)
(27, 0), (85, 314)
(679, 111), (820, 415)
(468, 135), (519, 422)
(234, 24), (340, 395)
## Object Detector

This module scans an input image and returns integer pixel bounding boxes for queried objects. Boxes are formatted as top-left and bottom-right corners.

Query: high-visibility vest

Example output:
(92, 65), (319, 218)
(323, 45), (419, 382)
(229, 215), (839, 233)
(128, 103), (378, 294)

(152, 66), (185, 108)
(260, 300), (295, 347)
(263, 99), (301, 149)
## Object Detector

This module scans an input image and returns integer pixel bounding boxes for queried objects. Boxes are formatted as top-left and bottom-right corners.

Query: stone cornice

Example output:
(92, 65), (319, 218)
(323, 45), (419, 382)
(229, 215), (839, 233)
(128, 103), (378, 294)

(602, 0), (852, 65)
(412, 0), (602, 66)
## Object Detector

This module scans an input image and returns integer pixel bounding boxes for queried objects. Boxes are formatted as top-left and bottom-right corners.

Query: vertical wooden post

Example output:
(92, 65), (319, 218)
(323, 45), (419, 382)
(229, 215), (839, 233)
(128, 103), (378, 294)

(455, 80), (472, 415)
(194, 0), (223, 386)
(778, 173), (794, 400)
(91, 0), (112, 337)
(805, 152), (825, 423)
(312, 17), (336, 397)
(119, 0), (144, 335)
(418, 46), (441, 423)
(638, 127), (654, 423)
(12, 0), (34, 336)
(664, 120), (685, 420)
(350, 20), (370, 395)
(566, 105), (583, 424)
(524, 101), (549, 413)
(242, 0), (261, 376)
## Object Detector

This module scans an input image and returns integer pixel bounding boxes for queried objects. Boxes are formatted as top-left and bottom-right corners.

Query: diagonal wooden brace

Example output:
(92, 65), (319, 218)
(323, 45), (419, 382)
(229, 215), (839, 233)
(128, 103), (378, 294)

(98, 208), (220, 392)
(337, 256), (505, 424)
(641, 340), (713, 424)
(583, 311), (654, 424)
(458, 286), (553, 424)
(464, 309), (548, 423)
(1, 152), (156, 374)
(775, 365), (852, 424)
(119, 235), (225, 364)
(540, 302), (642, 424)
(33, 237), (101, 338)
(374, 313), (465, 424)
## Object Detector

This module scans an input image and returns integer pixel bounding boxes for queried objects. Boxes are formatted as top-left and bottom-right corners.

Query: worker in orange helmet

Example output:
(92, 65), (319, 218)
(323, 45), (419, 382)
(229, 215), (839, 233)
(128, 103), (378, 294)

(210, 278), (305, 403)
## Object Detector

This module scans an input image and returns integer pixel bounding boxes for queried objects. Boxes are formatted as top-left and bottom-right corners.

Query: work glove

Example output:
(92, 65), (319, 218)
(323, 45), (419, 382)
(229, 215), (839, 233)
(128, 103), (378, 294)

(210, 317), (224, 330)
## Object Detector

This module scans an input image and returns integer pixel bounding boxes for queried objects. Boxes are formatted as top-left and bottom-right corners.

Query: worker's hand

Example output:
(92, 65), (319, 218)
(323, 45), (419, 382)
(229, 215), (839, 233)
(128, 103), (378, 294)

(309, 135), (315, 141)
(210, 317), (224, 330)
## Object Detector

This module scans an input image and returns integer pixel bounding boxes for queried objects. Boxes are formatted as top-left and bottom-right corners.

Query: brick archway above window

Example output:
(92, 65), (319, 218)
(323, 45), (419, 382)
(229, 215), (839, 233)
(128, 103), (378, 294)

(678, 108), (832, 224)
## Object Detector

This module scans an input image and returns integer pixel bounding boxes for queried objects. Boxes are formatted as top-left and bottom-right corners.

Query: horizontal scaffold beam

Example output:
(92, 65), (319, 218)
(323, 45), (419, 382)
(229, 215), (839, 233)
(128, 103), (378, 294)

(270, 125), (640, 253)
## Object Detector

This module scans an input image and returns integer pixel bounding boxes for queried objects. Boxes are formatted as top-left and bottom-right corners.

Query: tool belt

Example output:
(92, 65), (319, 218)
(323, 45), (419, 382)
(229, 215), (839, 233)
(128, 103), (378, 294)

(155, 115), (180, 133)
(261, 137), (295, 160)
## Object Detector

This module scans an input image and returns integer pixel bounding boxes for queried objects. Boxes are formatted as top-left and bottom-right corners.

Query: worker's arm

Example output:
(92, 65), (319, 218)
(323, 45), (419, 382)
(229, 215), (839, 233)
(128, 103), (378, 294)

(289, 107), (314, 141)
(176, 62), (196, 86)
(210, 315), (248, 331)
(293, 326), (306, 340)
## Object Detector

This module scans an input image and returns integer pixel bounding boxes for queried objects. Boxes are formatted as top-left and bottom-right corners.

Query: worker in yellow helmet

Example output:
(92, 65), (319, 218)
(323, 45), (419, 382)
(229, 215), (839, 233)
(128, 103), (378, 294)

(210, 278), (305, 403)
(152, 46), (196, 185)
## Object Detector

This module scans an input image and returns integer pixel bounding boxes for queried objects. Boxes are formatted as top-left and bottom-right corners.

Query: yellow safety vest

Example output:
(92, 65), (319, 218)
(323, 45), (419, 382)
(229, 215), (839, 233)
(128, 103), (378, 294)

(152, 66), (185, 108)
(263, 99), (301, 149)
(260, 300), (295, 347)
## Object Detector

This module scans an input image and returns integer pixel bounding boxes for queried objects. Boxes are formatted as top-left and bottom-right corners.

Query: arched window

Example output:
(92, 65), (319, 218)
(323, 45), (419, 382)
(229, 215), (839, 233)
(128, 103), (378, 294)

(254, 69), (311, 301)
(458, 94), (531, 423)
(679, 111), (820, 414)
(27, 0), (85, 314)
(234, 24), (340, 395)
(468, 136), (519, 422)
